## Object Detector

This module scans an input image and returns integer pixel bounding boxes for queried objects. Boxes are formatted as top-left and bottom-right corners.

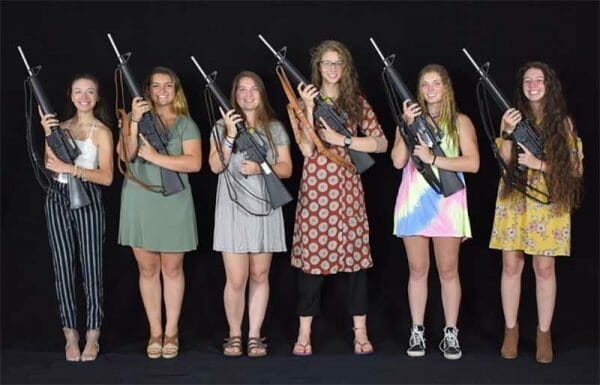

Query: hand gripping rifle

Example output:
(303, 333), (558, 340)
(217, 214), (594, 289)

(107, 33), (184, 196)
(462, 48), (549, 204)
(369, 38), (464, 197)
(462, 49), (544, 172)
(190, 56), (293, 209)
(18, 46), (91, 209)
(258, 34), (375, 174)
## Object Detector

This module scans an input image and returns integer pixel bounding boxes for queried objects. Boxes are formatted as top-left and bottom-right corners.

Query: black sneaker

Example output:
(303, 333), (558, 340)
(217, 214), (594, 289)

(439, 326), (462, 360)
(406, 325), (426, 357)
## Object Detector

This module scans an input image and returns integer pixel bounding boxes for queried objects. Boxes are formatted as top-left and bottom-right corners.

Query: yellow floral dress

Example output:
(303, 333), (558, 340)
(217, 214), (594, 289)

(489, 135), (583, 257)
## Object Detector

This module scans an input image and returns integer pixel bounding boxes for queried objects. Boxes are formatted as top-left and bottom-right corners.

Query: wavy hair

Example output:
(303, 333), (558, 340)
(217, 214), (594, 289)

(416, 64), (459, 149)
(64, 73), (112, 128)
(310, 40), (363, 125)
(504, 61), (582, 211)
(143, 66), (190, 117)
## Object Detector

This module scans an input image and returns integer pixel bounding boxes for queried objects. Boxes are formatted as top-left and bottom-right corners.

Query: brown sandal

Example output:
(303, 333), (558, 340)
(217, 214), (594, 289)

(223, 336), (242, 357)
(146, 335), (163, 359)
(247, 337), (268, 358)
(162, 335), (179, 359)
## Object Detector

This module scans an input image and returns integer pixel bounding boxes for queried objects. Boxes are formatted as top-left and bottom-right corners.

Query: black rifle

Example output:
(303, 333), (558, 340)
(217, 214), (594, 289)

(107, 33), (184, 196)
(462, 48), (544, 172)
(18, 46), (91, 209)
(258, 34), (375, 174)
(190, 56), (293, 209)
(369, 38), (464, 197)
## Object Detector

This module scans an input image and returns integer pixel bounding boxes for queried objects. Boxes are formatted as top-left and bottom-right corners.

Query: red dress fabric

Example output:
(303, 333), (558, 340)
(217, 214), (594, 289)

(291, 97), (384, 275)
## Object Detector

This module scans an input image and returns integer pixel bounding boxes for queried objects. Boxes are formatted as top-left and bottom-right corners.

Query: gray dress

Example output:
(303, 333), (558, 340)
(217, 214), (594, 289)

(212, 119), (290, 253)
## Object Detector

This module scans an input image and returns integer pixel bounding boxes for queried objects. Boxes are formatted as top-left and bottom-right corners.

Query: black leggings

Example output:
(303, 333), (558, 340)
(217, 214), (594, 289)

(297, 269), (367, 317)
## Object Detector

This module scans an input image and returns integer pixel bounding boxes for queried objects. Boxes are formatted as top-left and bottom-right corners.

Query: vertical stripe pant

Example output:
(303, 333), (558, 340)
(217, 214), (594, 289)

(45, 181), (104, 330)
(297, 269), (368, 317)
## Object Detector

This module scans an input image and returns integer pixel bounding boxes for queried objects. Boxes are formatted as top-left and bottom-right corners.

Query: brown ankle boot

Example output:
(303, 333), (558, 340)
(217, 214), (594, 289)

(536, 327), (553, 363)
(500, 323), (519, 359)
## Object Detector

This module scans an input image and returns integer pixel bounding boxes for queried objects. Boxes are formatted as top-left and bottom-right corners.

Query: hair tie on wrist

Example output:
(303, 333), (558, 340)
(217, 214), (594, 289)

(432, 156), (437, 166)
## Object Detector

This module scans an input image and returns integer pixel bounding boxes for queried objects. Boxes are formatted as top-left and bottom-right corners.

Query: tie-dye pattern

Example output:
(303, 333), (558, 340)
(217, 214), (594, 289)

(393, 126), (472, 238)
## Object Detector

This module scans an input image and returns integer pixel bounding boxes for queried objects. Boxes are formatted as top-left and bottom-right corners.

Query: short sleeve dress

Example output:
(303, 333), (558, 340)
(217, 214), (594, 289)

(489, 134), (583, 256)
(393, 122), (472, 238)
(118, 115), (201, 252)
(212, 119), (290, 253)
(291, 97), (385, 275)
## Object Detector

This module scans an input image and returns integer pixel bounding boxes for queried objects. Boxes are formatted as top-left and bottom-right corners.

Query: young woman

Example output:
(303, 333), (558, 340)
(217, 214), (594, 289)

(490, 62), (583, 363)
(291, 40), (388, 356)
(391, 64), (479, 360)
(117, 66), (202, 359)
(208, 71), (292, 358)
(39, 74), (114, 361)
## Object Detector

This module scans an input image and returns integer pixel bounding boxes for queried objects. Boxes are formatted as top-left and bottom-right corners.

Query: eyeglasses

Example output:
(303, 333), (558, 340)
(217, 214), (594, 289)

(320, 60), (343, 69)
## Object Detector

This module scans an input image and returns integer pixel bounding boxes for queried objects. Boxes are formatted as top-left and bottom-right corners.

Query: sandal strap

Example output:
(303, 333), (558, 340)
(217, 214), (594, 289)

(247, 337), (267, 349)
(223, 336), (242, 349)
(163, 335), (179, 346)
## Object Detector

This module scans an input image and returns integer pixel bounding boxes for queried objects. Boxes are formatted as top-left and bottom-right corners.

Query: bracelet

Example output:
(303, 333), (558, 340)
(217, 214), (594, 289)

(81, 168), (87, 180)
(538, 160), (543, 171)
(222, 138), (234, 149)
(226, 134), (236, 139)
(73, 164), (79, 177)
(432, 156), (437, 166)
(131, 118), (139, 123)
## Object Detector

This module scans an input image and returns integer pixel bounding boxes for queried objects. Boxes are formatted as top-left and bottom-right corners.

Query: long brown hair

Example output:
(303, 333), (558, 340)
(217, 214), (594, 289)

(143, 66), (190, 117)
(416, 64), (459, 149)
(310, 40), (363, 125)
(506, 61), (583, 211)
(64, 73), (112, 128)
(230, 71), (279, 159)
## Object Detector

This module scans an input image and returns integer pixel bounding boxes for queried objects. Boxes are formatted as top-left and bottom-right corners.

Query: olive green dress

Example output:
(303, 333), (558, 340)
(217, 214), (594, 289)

(118, 115), (201, 252)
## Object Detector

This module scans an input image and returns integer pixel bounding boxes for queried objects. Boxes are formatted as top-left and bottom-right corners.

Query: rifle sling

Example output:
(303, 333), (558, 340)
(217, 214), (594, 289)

(275, 66), (356, 174)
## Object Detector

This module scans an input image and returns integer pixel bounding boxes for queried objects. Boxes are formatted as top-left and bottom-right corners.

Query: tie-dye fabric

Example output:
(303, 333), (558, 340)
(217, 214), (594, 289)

(393, 126), (472, 238)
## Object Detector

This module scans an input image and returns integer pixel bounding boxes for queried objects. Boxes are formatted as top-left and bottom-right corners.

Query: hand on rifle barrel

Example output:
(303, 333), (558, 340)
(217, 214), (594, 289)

(402, 100), (421, 125)
(413, 135), (435, 165)
(501, 108), (522, 135)
(130, 97), (152, 135)
(38, 106), (59, 136)
(218, 107), (242, 138)
(317, 117), (345, 147)
(137, 134), (159, 163)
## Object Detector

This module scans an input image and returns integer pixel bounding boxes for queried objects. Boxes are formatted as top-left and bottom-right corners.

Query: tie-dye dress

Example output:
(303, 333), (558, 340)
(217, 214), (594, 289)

(393, 125), (472, 238)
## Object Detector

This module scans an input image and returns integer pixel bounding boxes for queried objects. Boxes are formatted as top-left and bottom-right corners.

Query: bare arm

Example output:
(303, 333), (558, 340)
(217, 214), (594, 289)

(138, 135), (202, 173)
(391, 125), (410, 169)
(82, 125), (114, 186)
(429, 114), (480, 173)
(271, 144), (293, 179)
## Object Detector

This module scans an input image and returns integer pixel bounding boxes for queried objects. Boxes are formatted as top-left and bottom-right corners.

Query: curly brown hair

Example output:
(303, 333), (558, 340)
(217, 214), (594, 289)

(310, 40), (363, 125)
(505, 61), (583, 212)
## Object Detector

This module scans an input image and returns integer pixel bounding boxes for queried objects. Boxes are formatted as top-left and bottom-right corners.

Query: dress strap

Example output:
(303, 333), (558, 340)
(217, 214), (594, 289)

(86, 120), (97, 140)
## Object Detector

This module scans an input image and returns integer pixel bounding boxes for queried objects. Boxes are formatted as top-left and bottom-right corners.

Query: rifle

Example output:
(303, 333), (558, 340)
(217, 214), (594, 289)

(258, 34), (375, 174)
(369, 38), (464, 197)
(107, 33), (184, 196)
(462, 48), (544, 172)
(462, 48), (550, 204)
(190, 56), (293, 209)
(18, 46), (91, 209)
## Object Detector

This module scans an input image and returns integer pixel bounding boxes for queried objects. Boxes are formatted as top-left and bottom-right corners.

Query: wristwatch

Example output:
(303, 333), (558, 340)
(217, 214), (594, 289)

(344, 136), (352, 148)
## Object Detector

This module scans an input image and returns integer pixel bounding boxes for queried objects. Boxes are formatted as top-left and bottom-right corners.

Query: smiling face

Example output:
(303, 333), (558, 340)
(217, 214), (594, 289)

(70, 78), (98, 112)
(235, 76), (261, 112)
(149, 73), (175, 107)
(419, 71), (444, 105)
(522, 67), (546, 103)
(319, 50), (343, 86)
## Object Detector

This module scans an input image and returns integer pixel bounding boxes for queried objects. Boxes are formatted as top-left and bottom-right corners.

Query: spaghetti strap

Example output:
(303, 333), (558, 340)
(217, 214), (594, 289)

(87, 120), (97, 140)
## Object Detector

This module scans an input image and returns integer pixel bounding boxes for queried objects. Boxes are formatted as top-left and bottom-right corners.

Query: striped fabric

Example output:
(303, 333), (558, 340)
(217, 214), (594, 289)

(44, 180), (104, 329)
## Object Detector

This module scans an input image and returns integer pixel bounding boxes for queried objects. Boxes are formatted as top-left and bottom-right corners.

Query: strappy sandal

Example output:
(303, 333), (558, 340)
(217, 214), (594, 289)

(292, 341), (312, 356)
(146, 335), (163, 359)
(162, 335), (179, 359)
(353, 327), (374, 355)
(63, 328), (81, 362)
(247, 337), (268, 358)
(223, 336), (243, 357)
(81, 329), (100, 362)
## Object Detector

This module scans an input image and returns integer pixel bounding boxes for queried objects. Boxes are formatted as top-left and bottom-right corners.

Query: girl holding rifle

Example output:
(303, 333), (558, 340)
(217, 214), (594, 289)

(117, 67), (202, 359)
(39, 74), (114, 361)
(208, 71), (292, 358)
(490, 62), (583, 363)
(391, 64), (479, 360)
(291, 40), (388, 356)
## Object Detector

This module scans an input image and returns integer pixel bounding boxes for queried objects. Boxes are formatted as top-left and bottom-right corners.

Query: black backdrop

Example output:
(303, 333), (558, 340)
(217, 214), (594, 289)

(1, 1), (598, 356)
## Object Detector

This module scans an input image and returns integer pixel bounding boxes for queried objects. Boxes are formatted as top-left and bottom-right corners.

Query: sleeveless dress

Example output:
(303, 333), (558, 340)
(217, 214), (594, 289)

(393, 122), (472, 238)
(118, 115), (201, 252)
(489, 133), (583, 256)
(211, 119), (289, 253)
(57, 120), (99, 183)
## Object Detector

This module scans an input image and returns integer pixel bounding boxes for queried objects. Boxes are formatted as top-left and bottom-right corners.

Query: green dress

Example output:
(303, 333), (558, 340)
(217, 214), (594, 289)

(118, 115), (201, 252)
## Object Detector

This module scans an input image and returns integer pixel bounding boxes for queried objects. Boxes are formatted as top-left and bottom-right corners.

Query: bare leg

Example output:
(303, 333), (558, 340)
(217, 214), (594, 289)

(222, 252), (249, 355)
(403, 236), (430, 325)
(132, 247), (163, 337)
(501, 251), (525, 328)
(161, 252), (185, 338)
(532, 255), (556, 332)
(432, 237), (462, 328)
(247, 253), (272, 339)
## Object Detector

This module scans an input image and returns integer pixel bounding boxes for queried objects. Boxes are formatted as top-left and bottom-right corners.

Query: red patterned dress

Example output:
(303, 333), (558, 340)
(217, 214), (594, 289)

(291, 97), (384, 274)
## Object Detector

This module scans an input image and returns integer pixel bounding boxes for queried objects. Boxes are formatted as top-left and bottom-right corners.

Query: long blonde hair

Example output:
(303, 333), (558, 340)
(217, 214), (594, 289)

(416, 64), (459, 149)
(143, 66), (190, 117)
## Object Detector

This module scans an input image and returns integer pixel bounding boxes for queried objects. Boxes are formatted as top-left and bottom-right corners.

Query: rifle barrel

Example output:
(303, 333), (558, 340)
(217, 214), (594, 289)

(190, 56), (208, 79)
(369, 38), (387, 63)
(17, 46), (33, 75)
(258, 35), (281, 60)
(106, 33), (124, 64)
(462, 49), (483, 77)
